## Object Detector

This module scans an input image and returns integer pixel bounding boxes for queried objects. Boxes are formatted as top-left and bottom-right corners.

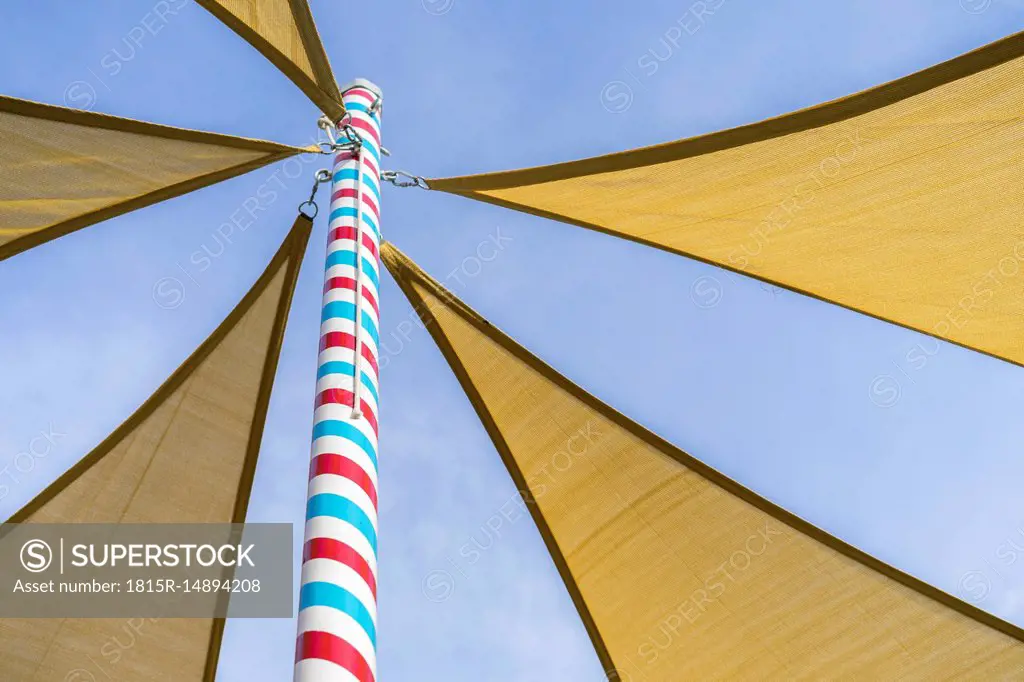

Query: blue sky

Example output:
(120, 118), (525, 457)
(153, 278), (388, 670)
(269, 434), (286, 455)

(2, 1), (1024, 679)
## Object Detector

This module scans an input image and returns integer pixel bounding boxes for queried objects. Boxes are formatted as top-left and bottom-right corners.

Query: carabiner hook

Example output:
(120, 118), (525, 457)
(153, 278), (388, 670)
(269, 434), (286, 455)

(382, 170), (430, 189)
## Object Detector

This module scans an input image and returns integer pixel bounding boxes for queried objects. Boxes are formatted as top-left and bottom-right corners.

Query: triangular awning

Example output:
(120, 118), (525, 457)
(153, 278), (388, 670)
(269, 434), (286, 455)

(0, 216), (311, 682)
(0, 95), (314, 263)
(429, 30), (1024, 369)
(383, 240), (1024, 680)
(196, 0), (344, 120)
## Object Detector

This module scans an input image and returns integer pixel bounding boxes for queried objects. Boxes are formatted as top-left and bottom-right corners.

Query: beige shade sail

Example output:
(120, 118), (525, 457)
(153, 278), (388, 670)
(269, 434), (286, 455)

(383, 241), (1024, 680)
(431, 30), (1024, 369)
(0, 216), (311, 682)
(196, 0), (344, 120)
(0, 95), (314, 264)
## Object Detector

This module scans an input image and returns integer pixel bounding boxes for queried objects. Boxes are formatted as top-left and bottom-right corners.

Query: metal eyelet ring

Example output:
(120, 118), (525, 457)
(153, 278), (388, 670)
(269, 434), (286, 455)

(298, 200), (318, 220)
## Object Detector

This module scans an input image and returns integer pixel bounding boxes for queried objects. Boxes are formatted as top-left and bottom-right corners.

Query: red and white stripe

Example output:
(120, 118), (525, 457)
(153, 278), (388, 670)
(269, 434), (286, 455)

(296, 79), (383, 682)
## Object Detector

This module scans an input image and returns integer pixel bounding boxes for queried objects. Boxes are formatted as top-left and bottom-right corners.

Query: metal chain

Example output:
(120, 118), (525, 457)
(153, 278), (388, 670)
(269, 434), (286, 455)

(297, 169), (333, 219)
(317, 114), (364, 155)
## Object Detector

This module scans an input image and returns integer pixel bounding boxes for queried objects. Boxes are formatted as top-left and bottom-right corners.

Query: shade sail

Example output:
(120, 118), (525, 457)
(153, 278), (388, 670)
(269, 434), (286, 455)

(196, 0), (344, 120)
(382, 241), (1024, 680)
(0, 216), (311, 682)
(431, 30), (1024, 369)
(0, 95), (314, 263)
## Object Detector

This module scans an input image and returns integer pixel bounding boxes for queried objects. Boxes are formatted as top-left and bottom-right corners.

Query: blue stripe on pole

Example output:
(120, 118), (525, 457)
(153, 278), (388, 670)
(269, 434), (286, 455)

(321, 302), (380, 348)
(342, 101), (380, 120)
(299, 582), (377, 645)
(328, 208), (380, 238)
(317, 362), (380, 404)
(306, 494), (378, 553)
(312, 420), (378, 469)
(325, 250), (380, 289)
(296, 82), (381, 678)
(333, 169), (380, 199)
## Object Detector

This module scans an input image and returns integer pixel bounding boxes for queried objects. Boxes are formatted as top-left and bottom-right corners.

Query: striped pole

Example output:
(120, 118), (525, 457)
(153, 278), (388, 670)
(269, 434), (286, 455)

(296, 79), (383, 682)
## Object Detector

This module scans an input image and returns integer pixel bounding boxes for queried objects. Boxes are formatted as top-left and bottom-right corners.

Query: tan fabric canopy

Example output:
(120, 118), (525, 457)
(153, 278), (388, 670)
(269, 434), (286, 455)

(431, 30), (1024, 369)
(196, 0), (344, 120)
(0, 216), (310, 682)
(383, 241), (1024, 680)
(0, 95), (314, 263)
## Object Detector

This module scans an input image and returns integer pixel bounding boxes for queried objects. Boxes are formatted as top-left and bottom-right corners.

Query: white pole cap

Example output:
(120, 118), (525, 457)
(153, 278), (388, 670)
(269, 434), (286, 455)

(340, 78), (383, 101)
